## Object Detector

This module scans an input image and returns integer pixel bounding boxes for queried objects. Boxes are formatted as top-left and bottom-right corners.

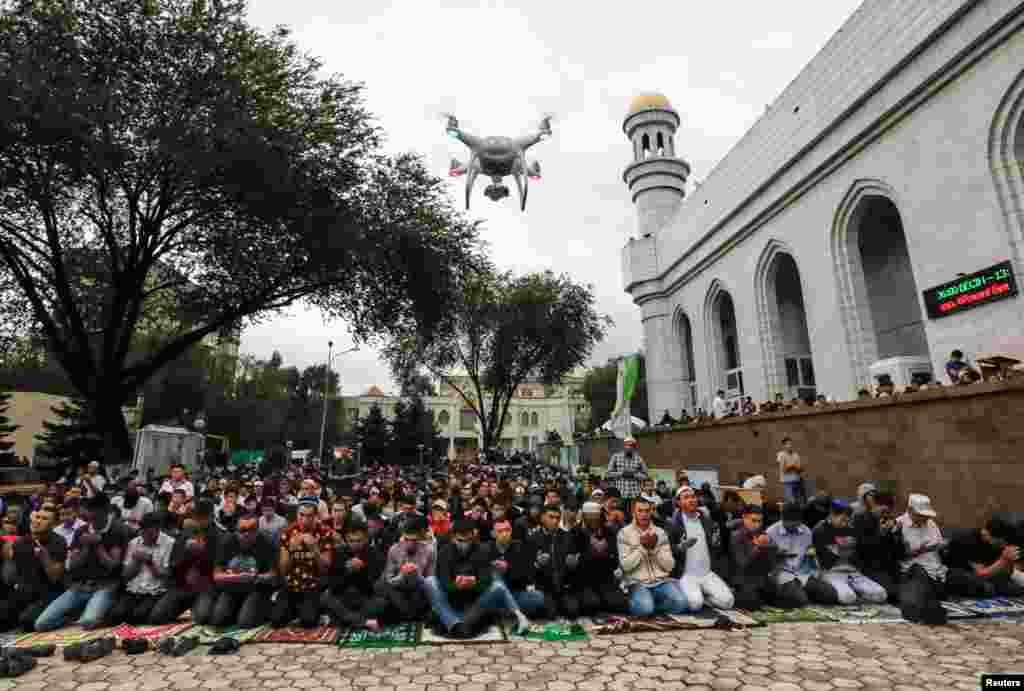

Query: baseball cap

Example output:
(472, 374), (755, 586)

(675, 486), (696, 499)
(581, 501), (602, 514)
(856, 482), (878, 499)
(431, 499), (448, 511)
(908, 494), (937, 518)
(830, 499), (852, 514)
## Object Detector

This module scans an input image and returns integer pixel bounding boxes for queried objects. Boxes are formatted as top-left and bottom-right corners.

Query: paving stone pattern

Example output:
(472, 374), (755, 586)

(7, 621), (1024, 691)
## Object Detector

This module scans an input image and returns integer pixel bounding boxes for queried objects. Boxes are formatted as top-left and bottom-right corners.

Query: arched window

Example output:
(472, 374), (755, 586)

(530, 412), (539, 427)
(437, 410), (450, 426)
(641, 133), (651, 158)
(520, 411), (529, 426)
(656, 132), (665, 156)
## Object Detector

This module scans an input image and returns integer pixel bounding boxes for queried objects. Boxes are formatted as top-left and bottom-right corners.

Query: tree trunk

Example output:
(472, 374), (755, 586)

(98, 396), (133, 467)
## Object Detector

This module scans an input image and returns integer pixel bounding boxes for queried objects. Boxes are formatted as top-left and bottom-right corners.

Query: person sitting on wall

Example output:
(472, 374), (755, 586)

(765, 503), (838, 608)
(658, 410), (676, 427)
(875, 374), (895, 398)
(945, 349), (969, 383)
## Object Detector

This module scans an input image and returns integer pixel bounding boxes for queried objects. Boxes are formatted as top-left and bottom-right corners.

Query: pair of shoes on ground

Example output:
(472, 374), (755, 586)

(121, 638), (150, 655)
(0, 644), (55, 677)
(64, 637), (115, 663)
(158, 636), (199, 657)
(208, 637), (240, 655)
(432, 621), (481, 640)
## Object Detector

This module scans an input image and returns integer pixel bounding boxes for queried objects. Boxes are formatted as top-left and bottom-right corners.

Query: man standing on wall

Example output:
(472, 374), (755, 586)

(776, 437), (805, 505)
(605, 438), (648, 511)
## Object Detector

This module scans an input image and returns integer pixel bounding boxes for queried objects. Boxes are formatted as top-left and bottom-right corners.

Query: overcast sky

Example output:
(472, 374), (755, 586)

(239, 0), (863, 397)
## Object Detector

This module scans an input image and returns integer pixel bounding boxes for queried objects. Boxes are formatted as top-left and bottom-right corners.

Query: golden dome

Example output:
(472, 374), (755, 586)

(627, 92), (673, 116)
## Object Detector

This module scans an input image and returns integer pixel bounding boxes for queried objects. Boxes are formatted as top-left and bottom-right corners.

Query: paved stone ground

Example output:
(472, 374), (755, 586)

(6, 621), (1024, 691)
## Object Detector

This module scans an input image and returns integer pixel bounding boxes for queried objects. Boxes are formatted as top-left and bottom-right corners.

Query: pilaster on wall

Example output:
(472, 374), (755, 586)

(641, 299), (682, 423)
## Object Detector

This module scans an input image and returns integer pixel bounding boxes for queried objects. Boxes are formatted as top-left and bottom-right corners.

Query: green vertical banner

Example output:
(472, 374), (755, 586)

(611, 354), (640, 439)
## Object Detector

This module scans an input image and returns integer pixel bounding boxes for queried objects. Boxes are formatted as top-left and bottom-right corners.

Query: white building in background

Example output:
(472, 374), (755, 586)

(339, 369), (589, 459)
(621, 0), (1024, 420)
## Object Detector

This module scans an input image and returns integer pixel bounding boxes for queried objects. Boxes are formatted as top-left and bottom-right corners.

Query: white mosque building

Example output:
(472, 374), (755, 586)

(621, 0), (1024, 419)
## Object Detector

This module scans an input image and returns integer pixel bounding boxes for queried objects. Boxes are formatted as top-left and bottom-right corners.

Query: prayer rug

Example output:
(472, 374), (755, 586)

(508, 619), (589, 641)
(821, 605), (906, 624)
(745, 606), (834, 624)
(586, 612), (752, 635)
(14, 625), (115, 647)
(110, 622), (195, 644)
(954, 597), (1024, 617)
(711, 608), (761, 628)
(420, 623), (505, 645)
(940, 601), (980, 619)
(250, 625), (340, 644)
(338, 622), (419, 648)
(190, 624), (269, 644)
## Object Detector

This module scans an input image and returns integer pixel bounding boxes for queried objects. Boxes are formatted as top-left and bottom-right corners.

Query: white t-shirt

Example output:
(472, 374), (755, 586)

(124, 532), (175, 596)
(160, 479), (195, 498)
(111, 495), (155, 530)
(681, 513), (711, 579)
(897, 514), (948, 581)
(78, 474), (107, 498)
(712, 396), (728, 418)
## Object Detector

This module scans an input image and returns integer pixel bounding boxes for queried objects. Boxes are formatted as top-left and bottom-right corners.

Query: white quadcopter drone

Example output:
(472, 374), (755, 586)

(444, 113), (552, 211)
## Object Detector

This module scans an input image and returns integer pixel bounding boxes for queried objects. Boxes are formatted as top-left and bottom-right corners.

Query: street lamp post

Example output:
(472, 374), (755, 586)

(317, 341), (358, 472)
(317, 341), (334, 470)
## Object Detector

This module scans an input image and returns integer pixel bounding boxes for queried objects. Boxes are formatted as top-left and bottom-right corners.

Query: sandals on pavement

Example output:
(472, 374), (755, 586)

(208, 637), (240, 655)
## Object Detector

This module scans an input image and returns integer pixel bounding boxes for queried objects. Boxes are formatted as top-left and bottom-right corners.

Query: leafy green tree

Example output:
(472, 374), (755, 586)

(0, 0), (485, 465)
(385, 270), (611, 452)
(35, 397), (106, 473)
(0, 391), (19, 465)
(354, 403), (391, 464)
(390, 396), (444, 464)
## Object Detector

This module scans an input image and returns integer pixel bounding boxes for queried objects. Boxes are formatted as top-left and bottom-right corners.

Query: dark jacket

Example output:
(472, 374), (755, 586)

(481, 539), (536, 592)
(944, 528), (1001, 572)
(327, 544), (386, 595)
(666, 510), (727, 579)
(435, 541), (494, 607)
(571, 525), (621, 588)
(812, 520), (864, 572)
(168, 523), (221, 594)
(729, 527), (779, 584)
(513, 514), (542, 544)
(852, 511), (902, 575)
(529, 528), (574, 594)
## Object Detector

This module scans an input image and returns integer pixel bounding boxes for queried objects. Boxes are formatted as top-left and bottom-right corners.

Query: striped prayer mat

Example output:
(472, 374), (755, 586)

(109, 622), (195, 643)
(14, 625), (115, 647)
(250, 625), (340, 644)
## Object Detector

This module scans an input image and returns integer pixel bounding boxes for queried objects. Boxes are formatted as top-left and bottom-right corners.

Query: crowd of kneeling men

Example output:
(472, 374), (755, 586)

(2, 471), (1023, 639)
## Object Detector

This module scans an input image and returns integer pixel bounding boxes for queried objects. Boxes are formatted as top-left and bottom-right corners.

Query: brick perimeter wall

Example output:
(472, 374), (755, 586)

(586, 380), (1024, 530)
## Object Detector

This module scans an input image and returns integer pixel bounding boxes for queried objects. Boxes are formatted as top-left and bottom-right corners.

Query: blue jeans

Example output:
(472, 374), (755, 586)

(510, 588), (547, 616)
(424, 577), (519, 630)
(35, 587), (118, 631)
(783, 480), (806, 504)
(628, 581), (688, 617)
